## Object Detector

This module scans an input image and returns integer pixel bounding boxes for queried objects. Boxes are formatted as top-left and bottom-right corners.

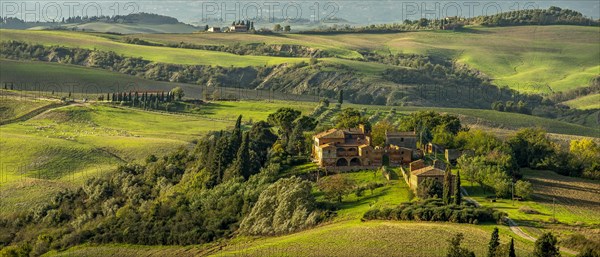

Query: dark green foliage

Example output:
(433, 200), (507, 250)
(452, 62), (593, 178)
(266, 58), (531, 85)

(509, 237), (516, 257)
(454, 170), (462, 205)
(248, 121), (278, 170)
(363, 199), (506, 224)
(334, 108), (371, 131)
(268, 108), (301, 141)
(443, 167), (452, 205)
(446, 233), (476, 257)
(163, 41), (331, 58)
(171, 87), (184, 100)
(534, 233), (561, 257)
(338, 89), (344, 105)
(228, 132), (252, 180)
(417, 178), (443, 199)
(399, 111), (462, 135)
(488, 227), (500, 257)
(267, 108), (317, 157)
(0, 119), (289, 254)
(470, 6), (598, 27)
(508, 128), (555, 168)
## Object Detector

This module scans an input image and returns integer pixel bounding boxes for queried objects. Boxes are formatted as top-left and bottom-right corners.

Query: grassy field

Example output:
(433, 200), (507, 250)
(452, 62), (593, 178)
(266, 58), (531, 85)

(44, 221), (533, 257)
(0, 30), (308, 67)
(61, 22), (200, 34)
(563, 94), (600, 110)
(2, 26), (598, 93)
(461, 169), (600, 226)
(137, 26), (600, 94)
(0, 59), (321, 102)
(0, 95), (56, 122)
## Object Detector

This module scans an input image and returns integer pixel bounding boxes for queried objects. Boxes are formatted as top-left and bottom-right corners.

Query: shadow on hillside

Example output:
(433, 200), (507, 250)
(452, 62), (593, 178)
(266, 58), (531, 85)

(453, 27), (493, 34)
(529, 178), (599, 194)
(533, 192), (600, 210)
(339, 187), (392, 210)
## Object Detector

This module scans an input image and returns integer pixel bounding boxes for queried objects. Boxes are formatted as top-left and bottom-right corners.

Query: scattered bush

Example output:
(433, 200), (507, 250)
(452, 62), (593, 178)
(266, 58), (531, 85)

(363, 199), (506, 224)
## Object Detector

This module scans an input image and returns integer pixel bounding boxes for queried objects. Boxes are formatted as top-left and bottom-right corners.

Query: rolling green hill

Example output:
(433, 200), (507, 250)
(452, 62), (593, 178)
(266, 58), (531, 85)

(2, 25), (598, 94)
(61, 22), (200, 34)
(0, 29), (308, 67)
(563, 94), (600, 110)
(136, 26), (600, 94)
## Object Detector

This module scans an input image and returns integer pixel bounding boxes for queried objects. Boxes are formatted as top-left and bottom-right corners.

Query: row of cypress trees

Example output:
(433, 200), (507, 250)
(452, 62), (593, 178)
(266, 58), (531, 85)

(107, 91), (174, 109)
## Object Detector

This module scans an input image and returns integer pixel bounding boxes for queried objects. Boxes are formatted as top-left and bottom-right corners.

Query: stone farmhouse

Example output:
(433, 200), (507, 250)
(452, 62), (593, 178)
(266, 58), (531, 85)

(229, 24), (248, 32)
(408, 159), (455, 194)
(312, 126), (417, 170)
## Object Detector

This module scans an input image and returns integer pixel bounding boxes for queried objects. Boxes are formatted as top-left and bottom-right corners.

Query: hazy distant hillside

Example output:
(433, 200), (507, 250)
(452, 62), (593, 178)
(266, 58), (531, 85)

(1, 13), (200, 34)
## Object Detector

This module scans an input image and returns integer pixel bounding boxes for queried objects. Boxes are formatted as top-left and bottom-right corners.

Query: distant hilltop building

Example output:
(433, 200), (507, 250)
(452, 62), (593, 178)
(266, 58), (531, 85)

(229, 24), (248, 32)
(312, 126), (417, 171)
(227, 20), (253, 32)
(207, 26), (220, 32)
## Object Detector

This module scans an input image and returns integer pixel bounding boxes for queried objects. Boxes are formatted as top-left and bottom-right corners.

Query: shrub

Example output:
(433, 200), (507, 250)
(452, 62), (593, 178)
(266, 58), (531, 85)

(362, 199), (506, 224)
(518, 206), (540, 214)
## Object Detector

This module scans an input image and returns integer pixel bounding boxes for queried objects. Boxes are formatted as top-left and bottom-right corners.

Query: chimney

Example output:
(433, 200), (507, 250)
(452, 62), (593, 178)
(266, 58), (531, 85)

(359, 124), (366, 134)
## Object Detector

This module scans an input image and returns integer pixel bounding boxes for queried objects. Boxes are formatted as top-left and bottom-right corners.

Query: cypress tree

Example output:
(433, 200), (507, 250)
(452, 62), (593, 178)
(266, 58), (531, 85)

(229, 115), (243, 156)
(107, 93), (110, 101)
(488, 227), (500, 257)
(508, 237), (516, 257)
(213, 134), (230, 184)
(443, 166), (452, 205)
(227, 132), (251, 180)
(454, 169), (462, 205)
(338, 89), (344, 105)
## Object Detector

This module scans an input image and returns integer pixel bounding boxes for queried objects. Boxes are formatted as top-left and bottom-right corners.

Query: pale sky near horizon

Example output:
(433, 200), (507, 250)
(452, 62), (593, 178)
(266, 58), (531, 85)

(2, 1), (599, 23)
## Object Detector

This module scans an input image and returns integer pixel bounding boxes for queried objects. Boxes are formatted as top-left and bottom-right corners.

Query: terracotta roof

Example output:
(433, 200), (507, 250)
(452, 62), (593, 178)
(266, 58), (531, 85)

(314, 129), (345, 139)
(386, 131), (416, 137)
(314, 128), (367, 139)
(411, 166), (446, 177)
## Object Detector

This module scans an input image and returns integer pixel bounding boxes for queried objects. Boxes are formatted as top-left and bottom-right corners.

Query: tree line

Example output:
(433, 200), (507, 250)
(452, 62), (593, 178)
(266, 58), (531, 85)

(102, 87), (184, 111)
(123, 37), (331, 58)
(299, 7), (598, 34)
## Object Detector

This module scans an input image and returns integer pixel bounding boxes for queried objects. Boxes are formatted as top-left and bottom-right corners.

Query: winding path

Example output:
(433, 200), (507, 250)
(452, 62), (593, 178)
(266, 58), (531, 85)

(460, 188), (579, 256)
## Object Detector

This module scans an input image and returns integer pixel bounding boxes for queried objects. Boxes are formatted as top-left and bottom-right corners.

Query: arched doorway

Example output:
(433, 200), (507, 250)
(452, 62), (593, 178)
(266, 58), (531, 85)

(336, 158), (348, 166)
(349, 158), (361, 166)
(382, 154), (390, 166)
